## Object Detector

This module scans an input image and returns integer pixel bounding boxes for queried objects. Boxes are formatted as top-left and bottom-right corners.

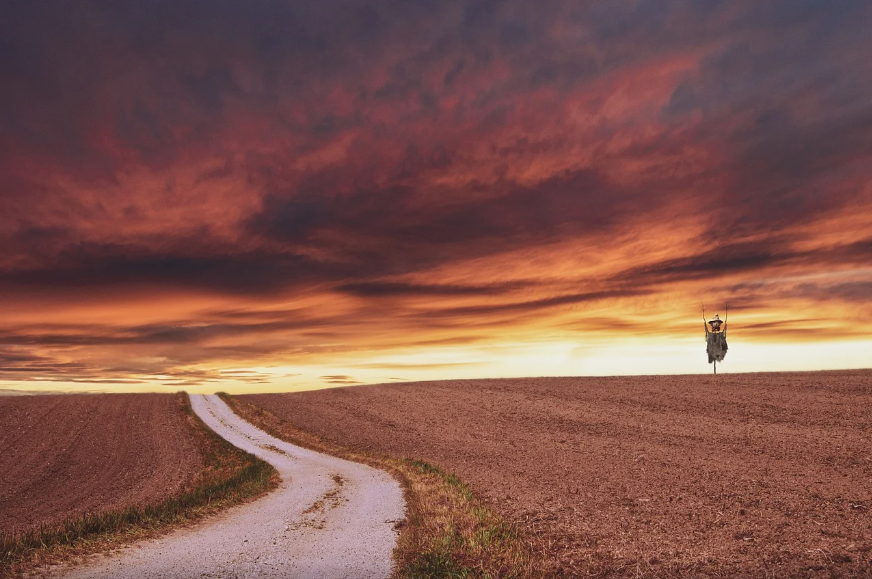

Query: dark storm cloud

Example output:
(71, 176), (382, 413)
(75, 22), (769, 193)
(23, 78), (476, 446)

(3, 0), (870, 253)
(657, 0), (872, 245)
(615, 242), (787, 285)
(615, 237), (872, 287)
(0, 0), (411, 187)
(0, 244), (358, 295)
(1, 0), (871, 385)
(701, 106), (872, 243)
(246, 168), (642, 280)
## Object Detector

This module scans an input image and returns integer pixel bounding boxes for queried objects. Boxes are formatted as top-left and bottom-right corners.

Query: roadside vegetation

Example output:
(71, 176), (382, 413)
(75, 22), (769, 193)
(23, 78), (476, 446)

(220, 394), (552, 579)
(0, 393), (278, 578)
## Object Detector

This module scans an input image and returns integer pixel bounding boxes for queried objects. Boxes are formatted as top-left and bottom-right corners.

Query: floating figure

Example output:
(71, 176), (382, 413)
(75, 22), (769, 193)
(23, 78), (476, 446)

(702, 305), (728, 374)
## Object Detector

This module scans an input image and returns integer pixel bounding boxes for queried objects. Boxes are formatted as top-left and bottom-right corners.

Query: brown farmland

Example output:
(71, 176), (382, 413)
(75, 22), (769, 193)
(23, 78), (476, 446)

(242, 371), (872, 577)
(0, 394), (203, 535)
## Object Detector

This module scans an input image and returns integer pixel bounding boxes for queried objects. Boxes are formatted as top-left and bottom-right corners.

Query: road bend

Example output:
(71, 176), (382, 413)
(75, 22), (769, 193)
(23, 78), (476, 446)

(52, 394), (405, 579)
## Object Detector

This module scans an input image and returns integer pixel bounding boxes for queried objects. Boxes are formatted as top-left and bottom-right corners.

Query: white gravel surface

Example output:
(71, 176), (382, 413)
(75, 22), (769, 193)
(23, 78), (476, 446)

(51, 394), (405, 579)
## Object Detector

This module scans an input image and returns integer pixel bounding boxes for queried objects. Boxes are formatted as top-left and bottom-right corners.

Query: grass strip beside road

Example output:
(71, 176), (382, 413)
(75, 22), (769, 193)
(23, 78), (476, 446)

(220, 393), (551, 579)
(0, 393), (278, 578)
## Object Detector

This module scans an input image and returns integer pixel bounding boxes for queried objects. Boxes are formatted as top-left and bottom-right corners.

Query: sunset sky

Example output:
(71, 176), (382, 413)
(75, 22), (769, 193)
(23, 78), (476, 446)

(1, 0), (871, 393)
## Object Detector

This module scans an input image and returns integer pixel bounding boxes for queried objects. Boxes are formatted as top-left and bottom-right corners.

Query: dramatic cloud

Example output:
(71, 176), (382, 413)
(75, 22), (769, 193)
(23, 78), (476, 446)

(1, 0), (870, 390)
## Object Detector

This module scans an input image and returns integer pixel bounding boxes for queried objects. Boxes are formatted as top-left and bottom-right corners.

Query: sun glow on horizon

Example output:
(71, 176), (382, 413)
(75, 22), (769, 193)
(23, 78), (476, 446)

(4, 334), (870, 396)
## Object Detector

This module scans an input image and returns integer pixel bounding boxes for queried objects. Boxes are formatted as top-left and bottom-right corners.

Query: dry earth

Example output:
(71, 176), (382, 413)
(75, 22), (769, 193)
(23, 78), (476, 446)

(50, 395), (403, 579)
(0, 394), (202, 535)
(242, 370), (872, 577)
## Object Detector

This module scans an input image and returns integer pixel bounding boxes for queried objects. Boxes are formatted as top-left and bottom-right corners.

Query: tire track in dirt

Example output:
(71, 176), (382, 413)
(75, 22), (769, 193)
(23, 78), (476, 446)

(51, 395), (404, 579)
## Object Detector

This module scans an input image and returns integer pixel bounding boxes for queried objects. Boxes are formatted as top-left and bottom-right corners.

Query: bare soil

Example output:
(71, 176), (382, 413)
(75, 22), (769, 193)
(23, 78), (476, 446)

(0, 394), (203, 535)
(241, 370), (872, 577)
(50, 395), (402, 579)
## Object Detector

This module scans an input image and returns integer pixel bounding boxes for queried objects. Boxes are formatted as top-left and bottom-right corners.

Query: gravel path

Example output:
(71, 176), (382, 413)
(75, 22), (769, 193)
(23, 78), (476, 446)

(52, 394), (405, 579)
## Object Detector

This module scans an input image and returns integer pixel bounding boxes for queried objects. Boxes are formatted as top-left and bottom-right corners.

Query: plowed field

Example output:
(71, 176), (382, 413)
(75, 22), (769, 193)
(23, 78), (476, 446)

(241, 371), (872, 577)
(0, 394), (203, 534)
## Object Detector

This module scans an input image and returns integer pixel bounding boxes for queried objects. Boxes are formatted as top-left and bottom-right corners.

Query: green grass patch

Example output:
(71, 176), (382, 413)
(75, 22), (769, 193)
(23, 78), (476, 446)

(398, 459), (534, 579)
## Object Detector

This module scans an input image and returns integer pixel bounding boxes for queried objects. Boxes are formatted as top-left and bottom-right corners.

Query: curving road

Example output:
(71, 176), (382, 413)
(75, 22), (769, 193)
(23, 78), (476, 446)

(53, 394), (405, 579)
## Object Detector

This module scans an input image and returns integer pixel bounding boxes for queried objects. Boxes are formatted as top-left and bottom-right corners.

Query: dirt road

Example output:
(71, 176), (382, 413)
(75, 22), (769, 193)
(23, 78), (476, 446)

(53, 394), (405, 579)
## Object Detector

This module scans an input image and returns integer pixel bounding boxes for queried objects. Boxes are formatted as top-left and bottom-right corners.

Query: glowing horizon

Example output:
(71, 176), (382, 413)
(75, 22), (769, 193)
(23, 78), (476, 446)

(1, 1), (871, 394)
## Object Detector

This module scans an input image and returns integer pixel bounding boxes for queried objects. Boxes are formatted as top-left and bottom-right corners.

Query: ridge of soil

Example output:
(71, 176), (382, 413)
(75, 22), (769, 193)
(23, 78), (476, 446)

(240, 370), (872, 577)
(0, 393), (202, 535)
